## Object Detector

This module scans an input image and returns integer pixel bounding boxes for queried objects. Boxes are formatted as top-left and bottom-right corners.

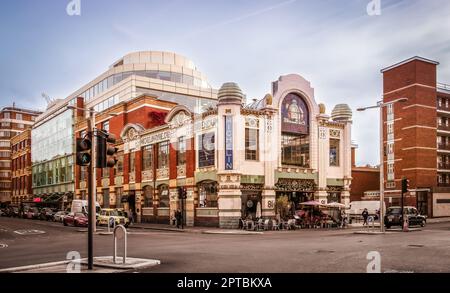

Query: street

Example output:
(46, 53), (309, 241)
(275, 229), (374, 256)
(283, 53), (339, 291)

(1, 217), (450, 273)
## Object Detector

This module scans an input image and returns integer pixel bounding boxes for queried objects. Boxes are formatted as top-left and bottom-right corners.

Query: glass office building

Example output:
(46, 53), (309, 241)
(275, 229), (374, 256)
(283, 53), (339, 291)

(31, 108), (75, 204)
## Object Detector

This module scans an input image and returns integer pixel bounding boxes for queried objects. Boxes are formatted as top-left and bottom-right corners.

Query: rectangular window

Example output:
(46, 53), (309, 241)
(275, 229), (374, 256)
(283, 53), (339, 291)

(102, 121), (109, 133)
(281, 135), (310, 167)
(102, 167), (109, 178)
(17, 123), (24, 129)
(387, 142), (394, 154)
(16, 113), (23, 120)
(198, 133), (215, 168)
(4, 112), (10, 119)
(158, 141), (169, 169)
(329, 139), (340, 167)
(116, 153), (124, 174)
(129, 152), (136, 172)
(142, 146), (153, 171)
(245, 128), (259, 161)
(177, 137), (186, 166)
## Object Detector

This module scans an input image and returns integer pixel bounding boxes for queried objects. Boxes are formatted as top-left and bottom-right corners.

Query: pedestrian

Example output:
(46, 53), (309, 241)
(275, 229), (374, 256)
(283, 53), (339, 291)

(175, 209), (182, 229)
(362, 208), (369, 226)
(128, 210), (134, 225)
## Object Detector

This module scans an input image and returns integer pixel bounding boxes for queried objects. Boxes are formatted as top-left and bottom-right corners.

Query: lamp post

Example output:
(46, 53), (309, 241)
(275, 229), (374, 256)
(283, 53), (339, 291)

(357, 97), (408, 233)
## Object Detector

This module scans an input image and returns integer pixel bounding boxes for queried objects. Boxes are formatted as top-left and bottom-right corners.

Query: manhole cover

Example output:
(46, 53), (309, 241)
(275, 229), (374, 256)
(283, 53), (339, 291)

(0, 244), (8, 248)
(14, 230), (46, 235)
(408, 244), (424, 248)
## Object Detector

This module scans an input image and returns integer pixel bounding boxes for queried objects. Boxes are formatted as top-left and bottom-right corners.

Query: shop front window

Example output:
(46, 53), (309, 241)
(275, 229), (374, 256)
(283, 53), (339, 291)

(281, 135), (310, 167)
(143, 185), (153, 208)
(198, 181), (218, 208)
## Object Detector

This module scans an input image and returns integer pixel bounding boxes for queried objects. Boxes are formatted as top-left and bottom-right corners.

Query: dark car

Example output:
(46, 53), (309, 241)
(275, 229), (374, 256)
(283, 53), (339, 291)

(63, 212), (88, 227)
(39, 208), (56, 221)
(8, 206), (20, 218)
(384, 206), (426, 229)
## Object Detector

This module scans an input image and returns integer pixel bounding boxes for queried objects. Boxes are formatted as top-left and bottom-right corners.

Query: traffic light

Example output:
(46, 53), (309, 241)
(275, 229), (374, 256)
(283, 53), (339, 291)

(76, 135), (92, 166)
(402, 177), (410, 194)
(96, 132), (118, 168)
(178, 187), (187, 200)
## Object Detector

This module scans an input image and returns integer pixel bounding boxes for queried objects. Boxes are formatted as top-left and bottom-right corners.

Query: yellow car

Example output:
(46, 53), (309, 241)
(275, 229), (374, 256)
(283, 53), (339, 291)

(97, 209), (129, 227)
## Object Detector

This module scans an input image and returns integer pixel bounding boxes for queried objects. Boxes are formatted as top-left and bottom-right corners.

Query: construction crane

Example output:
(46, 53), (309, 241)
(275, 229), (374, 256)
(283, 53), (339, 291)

(41, 93), (55, 105)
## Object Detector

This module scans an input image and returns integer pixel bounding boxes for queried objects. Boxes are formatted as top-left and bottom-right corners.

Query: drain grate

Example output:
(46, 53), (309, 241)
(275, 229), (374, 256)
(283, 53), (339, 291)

(408, 244), (424, 248)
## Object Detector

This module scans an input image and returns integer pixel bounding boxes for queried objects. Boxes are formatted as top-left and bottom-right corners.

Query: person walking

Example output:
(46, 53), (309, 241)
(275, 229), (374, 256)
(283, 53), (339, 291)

(175, 209), (182, 229)
(362, 208), (369, 226)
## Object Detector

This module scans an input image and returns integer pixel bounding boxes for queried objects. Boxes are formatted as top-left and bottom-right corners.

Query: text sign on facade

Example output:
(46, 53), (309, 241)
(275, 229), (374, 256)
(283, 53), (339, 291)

(225, 116), (233, 170)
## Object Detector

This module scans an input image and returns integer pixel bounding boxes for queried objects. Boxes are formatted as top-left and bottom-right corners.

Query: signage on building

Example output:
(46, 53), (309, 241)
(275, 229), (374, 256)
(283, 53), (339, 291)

(281, 93), (309, 135)
(225, 116), (233, 170)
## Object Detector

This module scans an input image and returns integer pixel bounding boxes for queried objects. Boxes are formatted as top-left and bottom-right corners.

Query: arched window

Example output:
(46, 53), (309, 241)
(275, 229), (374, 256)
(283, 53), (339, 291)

(143, 185), (153, 208)
(198, 181), (218, 208)
(158, 184), (169, 207)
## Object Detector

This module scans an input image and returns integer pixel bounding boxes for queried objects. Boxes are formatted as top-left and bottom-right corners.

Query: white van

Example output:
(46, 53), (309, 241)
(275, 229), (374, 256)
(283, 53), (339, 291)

(349, 201), (385, 217)
(71, 200), (101, 215)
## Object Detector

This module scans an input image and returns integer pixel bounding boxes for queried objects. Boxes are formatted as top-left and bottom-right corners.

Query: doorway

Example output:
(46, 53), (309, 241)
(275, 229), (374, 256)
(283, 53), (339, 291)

(417, 191), (429, 216)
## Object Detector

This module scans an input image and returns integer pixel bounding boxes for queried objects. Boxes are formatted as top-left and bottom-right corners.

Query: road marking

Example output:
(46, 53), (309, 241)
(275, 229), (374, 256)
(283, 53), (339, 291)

(14, 230), (46, 235)
(0, 244), (8, 249)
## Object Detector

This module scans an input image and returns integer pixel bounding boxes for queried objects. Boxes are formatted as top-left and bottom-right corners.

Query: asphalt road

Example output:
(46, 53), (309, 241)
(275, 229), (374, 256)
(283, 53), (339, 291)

(1, 217), (450, 273)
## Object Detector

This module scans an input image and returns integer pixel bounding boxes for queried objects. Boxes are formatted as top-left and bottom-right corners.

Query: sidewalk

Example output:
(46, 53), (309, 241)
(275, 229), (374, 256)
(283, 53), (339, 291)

(130, 223), (263, 235)
(427, 217), (450, 224)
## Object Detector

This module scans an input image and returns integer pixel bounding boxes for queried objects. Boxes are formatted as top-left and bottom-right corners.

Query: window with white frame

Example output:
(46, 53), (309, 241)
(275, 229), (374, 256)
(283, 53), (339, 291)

(16, 113), (23, 120)
(387, 142), (394, 155)
(387, 162), (394, 181)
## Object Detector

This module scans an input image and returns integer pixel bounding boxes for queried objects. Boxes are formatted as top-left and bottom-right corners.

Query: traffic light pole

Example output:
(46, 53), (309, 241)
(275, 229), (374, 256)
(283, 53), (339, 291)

(87, 108), (95, 270)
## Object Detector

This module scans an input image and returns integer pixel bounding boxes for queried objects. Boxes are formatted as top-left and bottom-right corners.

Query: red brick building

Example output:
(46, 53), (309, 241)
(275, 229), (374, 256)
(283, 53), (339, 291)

(75, 95), (179, 223)
(11, 129), (33, 204)
(0, 106), (41, 205)
(350, 145), (380, 202)
(381, 56), (450, 217)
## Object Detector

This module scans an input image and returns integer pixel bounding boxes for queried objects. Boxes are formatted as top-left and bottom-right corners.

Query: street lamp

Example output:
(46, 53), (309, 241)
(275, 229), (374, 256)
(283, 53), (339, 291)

(67, 105), (117, 270)
(357, 97), (408, 233)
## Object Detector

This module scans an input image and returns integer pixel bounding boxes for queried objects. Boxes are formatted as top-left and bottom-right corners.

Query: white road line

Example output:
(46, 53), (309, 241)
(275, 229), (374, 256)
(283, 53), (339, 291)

(0, 243), (8, 248)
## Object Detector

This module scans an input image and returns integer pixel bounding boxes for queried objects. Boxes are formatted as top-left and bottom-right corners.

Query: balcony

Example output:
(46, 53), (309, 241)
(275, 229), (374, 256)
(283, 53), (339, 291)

(438, 144), (450, 151)
(438, 163), (450, 170)
(437, 104), (450, 112)
(437, 182), (450, 188)
(437, 124), (450, 132)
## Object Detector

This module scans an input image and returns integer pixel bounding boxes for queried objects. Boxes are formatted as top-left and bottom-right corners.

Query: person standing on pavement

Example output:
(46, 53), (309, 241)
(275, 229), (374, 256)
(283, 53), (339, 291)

(175, 209), (182, 229)
(362, 208), (369, 226)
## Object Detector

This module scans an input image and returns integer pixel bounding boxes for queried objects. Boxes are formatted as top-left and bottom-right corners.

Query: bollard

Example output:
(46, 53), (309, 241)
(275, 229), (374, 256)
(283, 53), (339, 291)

(113, 225), (127, 264)
(367, 216), (375, 232)
(107, 216), (116, 233)
(403, 217), (409, 232)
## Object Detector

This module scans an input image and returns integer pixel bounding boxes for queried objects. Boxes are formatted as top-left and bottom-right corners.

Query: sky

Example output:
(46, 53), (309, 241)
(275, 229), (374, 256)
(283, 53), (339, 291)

(0, 0), (449, 166)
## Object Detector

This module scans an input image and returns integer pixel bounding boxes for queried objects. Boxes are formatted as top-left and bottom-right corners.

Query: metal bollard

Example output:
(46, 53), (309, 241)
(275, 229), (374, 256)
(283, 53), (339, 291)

(107, 216), (116, 233)
(367, 216), (375, 232)
(113, 225), (127, 264)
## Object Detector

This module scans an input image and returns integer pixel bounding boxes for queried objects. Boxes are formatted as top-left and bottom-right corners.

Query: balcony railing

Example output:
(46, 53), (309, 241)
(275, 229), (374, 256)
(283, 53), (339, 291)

(437, 104), (450, 111)
(437, 124), (450, 132)
(437, 182), (450, 187)
(438, 82), (450, 91)
(438, 163), (450, 170)
(438, 144), (450, 151)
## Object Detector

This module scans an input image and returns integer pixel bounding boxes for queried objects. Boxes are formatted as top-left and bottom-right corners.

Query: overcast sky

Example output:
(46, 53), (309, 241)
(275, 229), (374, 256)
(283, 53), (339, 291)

(1, 0), (449, 165)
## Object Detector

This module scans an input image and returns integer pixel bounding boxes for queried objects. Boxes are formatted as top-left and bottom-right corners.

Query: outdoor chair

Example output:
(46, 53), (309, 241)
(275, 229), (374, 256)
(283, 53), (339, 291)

(272, 219), (280, 230)
(256, 219), (264, 231)
(239, 219), (246, 230)
(263, 219), (270, 230)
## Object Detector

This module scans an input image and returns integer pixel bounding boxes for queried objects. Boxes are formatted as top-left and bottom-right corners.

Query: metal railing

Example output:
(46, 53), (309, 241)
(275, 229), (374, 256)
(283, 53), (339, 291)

(437, 182), (450, 187)
(438, 82), (450, 91)
(438, 143), (450, 151)
(438, 163), (450, 170)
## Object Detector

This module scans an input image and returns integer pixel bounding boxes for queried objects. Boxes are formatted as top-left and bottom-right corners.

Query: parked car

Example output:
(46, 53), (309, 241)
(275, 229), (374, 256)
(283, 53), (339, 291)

(24, 207), (40, 220)
(117, 210), (130, 228)
(384, 206), (426, 229)
(39, 208), (56, 221)
(53, 211), (69, 222)
(97, 209), (129, 227)
(63, 212), (88, 227)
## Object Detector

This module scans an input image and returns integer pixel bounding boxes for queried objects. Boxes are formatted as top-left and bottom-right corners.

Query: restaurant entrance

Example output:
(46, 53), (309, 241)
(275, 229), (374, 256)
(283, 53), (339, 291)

(241, 191), (262, 219)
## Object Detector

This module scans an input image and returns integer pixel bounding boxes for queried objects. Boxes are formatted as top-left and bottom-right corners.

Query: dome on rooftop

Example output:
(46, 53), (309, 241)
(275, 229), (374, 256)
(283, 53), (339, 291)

(331, 104), (352, 121)
(217, 82), (244, 105)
